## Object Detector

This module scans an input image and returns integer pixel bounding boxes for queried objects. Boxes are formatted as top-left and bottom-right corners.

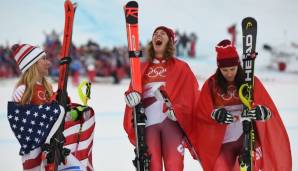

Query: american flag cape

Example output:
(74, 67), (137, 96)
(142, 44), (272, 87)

(63, 104), (95, 171)
(7, 102), (63, 156)
(7, 102), (95, 171)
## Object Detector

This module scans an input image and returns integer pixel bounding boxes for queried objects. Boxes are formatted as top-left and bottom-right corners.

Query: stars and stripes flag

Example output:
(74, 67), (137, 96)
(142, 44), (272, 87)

(63, 104), (95, 171)
(7, 102), (95, 171)
(7, 102), (62, 156)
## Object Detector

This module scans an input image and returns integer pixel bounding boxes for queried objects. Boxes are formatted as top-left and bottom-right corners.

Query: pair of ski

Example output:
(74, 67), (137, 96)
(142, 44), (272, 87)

(123, 1), (150, 171)
(41, 0), (77, 171)
(239, 17), (258, 171)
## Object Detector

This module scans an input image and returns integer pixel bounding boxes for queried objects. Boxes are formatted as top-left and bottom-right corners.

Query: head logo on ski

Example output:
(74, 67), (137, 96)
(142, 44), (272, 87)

(239, 16), (257, 171)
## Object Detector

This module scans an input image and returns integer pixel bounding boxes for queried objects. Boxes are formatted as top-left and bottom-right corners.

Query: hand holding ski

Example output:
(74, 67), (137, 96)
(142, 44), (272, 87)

(42, 1), (77, 170)
(124, 1), (150, 171)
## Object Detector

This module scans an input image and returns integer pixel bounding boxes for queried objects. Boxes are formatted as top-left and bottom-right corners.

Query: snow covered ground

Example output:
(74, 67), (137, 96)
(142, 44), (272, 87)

(0, 56), (297, 170)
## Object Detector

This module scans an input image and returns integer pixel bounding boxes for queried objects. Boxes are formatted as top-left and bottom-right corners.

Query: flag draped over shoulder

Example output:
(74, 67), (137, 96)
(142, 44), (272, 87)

(7, 102), (62, 155)
(193, 77), (292, 171)
(63, 104), (95, 171)
(123, 58), (200, 158)
(7, 102), (95, 171)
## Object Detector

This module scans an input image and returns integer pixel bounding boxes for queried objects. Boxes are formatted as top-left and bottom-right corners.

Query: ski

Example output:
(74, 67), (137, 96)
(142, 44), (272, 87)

(239, 17), (258, 171)
(123, 1), (150, 171)
(42, 1), (77, 170)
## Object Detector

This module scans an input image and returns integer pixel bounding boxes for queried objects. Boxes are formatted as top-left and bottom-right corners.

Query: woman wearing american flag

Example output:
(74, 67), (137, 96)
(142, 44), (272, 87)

(7, 43), (95, 171)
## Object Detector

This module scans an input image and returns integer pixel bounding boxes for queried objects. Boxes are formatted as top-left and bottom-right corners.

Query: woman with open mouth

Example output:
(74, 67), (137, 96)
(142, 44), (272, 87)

(124, 26), (201, 171)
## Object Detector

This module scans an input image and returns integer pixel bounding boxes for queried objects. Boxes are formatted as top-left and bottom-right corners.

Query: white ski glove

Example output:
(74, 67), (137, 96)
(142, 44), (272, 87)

(125, 91), (141, 107)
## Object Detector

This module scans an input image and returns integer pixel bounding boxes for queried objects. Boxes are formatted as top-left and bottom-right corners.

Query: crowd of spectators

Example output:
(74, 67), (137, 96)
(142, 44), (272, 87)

(0, 30), (197, 84)
(0, 31), (131, 84)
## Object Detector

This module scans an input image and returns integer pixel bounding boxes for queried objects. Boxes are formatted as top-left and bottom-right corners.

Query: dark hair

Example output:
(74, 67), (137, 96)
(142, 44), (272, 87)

(146, 40), (175, 62)
(215, 64), (245, 94)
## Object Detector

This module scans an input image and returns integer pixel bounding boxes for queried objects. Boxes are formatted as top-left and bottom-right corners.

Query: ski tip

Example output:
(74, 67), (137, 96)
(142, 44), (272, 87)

(242, 17), (257, 30)
(64, 0), (78, 11)
(126, 1), (138, 8)
(243, 16), (255, 20)
(124, 1), (139, 24)
(242, 17), (257, 24)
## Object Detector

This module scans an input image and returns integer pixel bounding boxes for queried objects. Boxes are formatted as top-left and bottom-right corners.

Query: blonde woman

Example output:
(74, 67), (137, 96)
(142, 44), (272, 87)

(8, 44), (95, 171)
(12, 44), (53, 105)
(8, 43), (64, 171)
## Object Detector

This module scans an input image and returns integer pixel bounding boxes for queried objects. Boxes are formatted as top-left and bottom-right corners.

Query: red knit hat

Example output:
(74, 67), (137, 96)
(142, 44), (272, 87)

(153, 26), (175, 44)
(215, 39), (240, 67)
(11, 44), (46, 73)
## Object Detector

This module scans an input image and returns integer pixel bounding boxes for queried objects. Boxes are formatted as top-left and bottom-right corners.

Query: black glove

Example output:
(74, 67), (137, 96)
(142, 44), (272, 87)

(247, 105), (271, 121)
(211, 108), (233, 124)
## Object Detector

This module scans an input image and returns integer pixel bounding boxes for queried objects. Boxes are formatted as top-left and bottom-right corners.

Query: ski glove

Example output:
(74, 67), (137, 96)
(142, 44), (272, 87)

(68, 105), (89, 121)
(125, 91), (141, 108)
(247, 105), (272, 121)
(211, 108), (233, 124)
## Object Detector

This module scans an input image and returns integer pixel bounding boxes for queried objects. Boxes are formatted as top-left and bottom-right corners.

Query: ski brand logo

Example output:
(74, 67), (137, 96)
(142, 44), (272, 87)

(37, 90), (46, 101)
(245, 22), (253, 30)
(125, 7), (138, 18)
(243, 60), (253, 82)
(244, 33), (253, 82)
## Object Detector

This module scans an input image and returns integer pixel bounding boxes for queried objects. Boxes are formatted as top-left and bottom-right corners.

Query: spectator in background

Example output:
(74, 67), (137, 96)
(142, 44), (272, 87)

(188, 32), (198, 58)
(179, 32), (189, 57)
(175, 30), (181, 56)
(228, 24), (236, 46)
(70, 57), (82, 86)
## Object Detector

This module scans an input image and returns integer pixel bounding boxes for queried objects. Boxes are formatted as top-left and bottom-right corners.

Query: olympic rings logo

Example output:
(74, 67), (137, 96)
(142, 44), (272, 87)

(37, 90), (46, 100)
(217, 85), (240, 101)
(146, 66), (167, 78)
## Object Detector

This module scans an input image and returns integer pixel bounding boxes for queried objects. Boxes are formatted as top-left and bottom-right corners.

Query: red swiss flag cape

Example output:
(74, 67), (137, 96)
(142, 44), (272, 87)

(192, 76), (292, 171)
(123, 58), (200, 153)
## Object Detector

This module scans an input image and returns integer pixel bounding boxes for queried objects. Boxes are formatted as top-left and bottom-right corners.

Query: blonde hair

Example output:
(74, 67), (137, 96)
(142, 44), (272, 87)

(146, 40), (175, 62)
(15, 63), (53, 104)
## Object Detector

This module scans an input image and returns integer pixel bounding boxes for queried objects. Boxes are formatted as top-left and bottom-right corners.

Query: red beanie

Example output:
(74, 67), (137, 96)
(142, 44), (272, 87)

(215, 39), (240, 67)
(153, 26), (175, 44)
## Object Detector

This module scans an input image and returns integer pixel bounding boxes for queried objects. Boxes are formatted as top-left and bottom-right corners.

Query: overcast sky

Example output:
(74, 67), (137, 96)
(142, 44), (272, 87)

(1, 0), (297, 56)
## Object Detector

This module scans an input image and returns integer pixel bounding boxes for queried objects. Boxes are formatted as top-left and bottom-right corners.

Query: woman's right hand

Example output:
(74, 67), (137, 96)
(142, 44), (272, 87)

(124, 91), (141, 107)
(211, 108), (233, 124)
